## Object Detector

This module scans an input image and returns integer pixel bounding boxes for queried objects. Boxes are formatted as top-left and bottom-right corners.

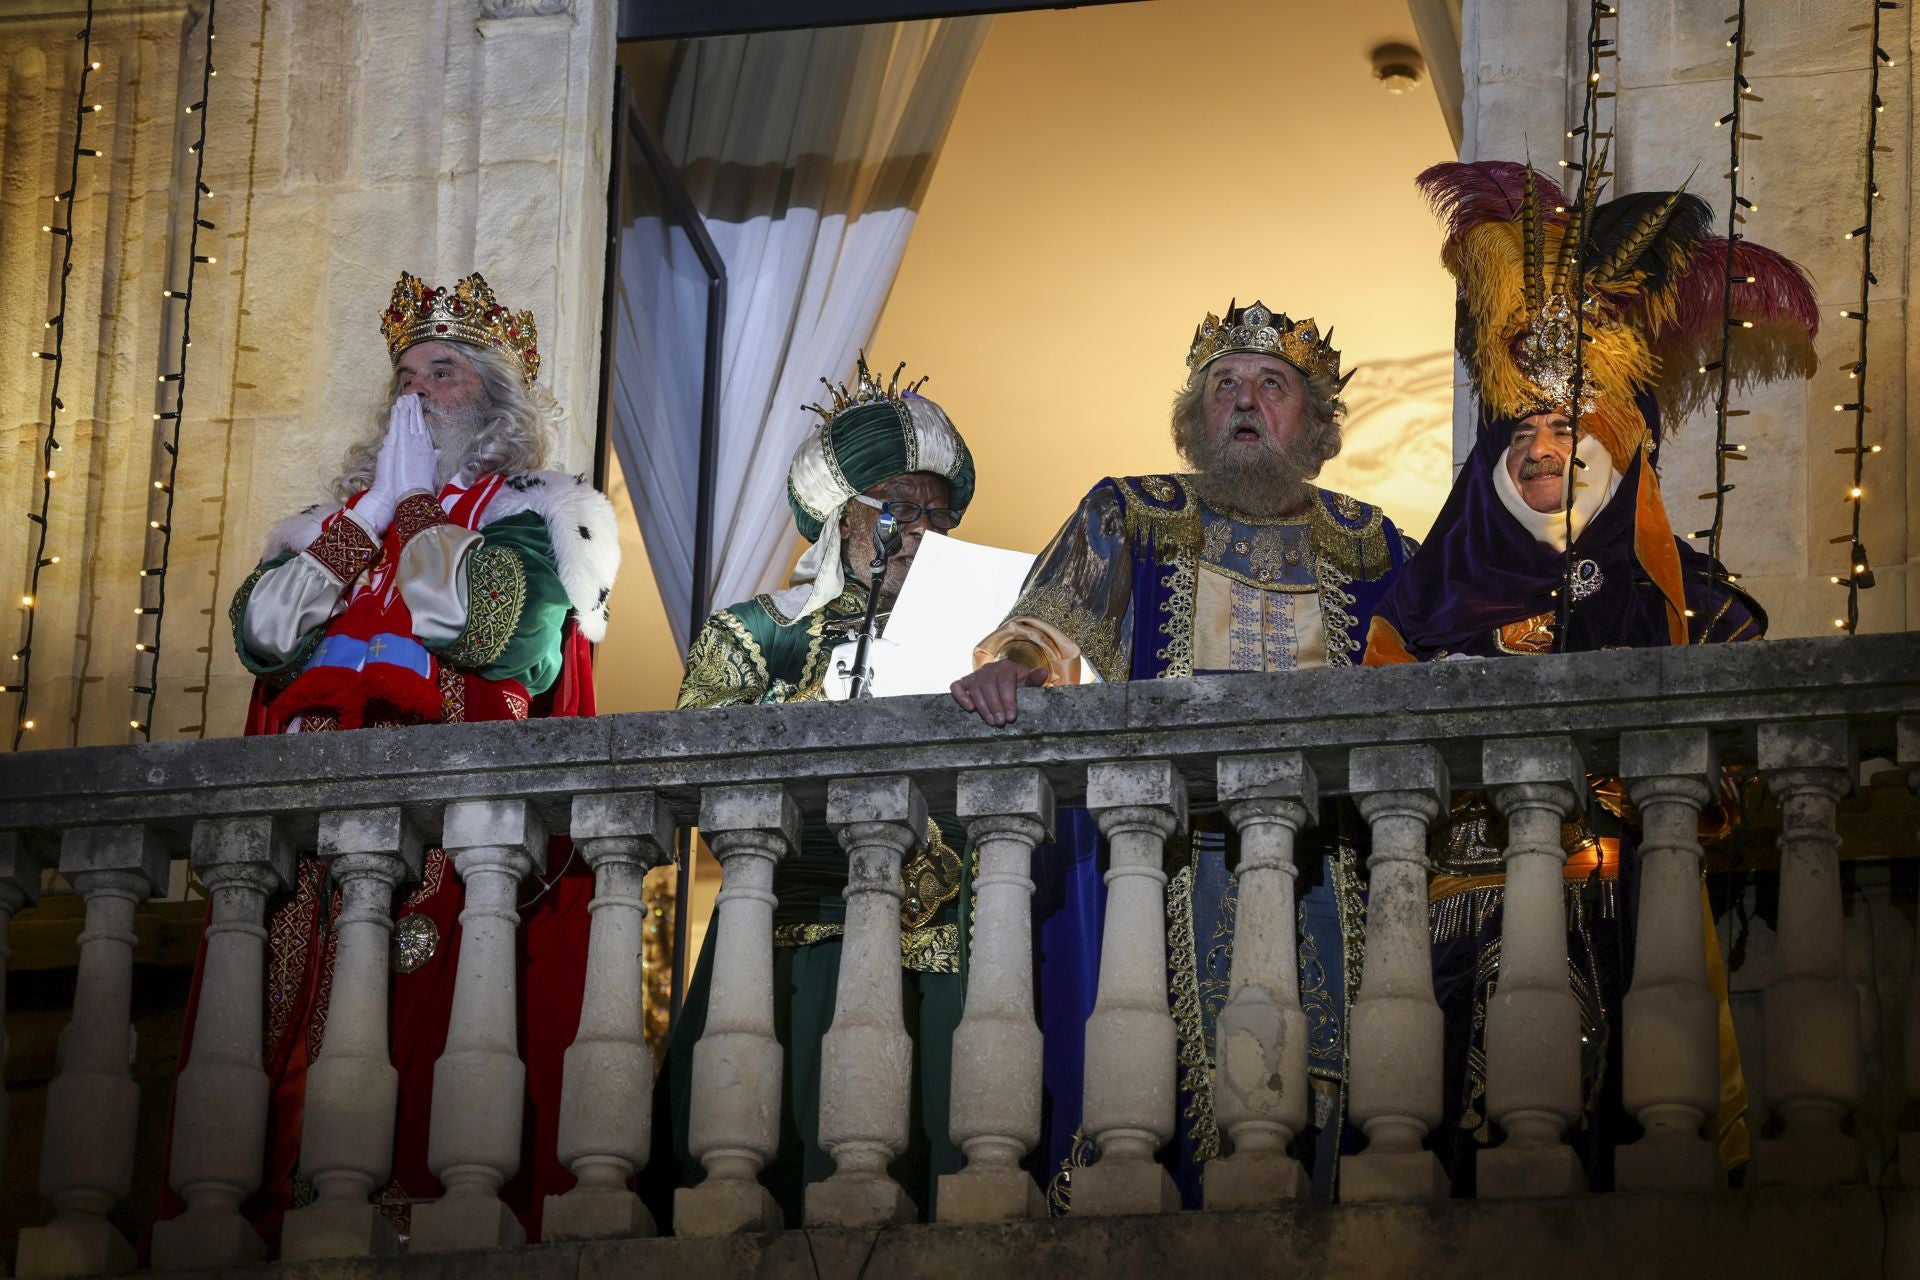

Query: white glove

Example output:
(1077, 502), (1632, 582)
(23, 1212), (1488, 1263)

(353, 396), (438, 536)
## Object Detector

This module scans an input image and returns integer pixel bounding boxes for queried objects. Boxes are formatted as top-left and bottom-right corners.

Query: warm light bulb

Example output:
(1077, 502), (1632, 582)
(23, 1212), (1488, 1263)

(1849, 486), (1863, 499)
(45, 468), (56, 479)
(21, 720), (33, 730)
(89, 60), (100, 70)
(1870, 444), (1883, 453)
(21, 595), (33, 607)
(1834, 618), (1847, 627)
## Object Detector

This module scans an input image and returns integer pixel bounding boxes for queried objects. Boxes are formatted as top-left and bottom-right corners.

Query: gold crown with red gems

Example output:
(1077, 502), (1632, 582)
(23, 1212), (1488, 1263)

(1186, 299), (1348, 387)
(381, 271), (540, 389)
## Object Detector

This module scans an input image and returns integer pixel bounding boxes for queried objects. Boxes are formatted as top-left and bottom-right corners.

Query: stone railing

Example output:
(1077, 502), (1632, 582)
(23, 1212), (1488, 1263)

(1, 634), (1918, 1274)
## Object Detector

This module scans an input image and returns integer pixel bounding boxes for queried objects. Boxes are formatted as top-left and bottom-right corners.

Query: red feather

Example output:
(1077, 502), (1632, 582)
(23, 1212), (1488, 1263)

(1416, 161), (1568, 239)
(1661, 237), (1820, 346)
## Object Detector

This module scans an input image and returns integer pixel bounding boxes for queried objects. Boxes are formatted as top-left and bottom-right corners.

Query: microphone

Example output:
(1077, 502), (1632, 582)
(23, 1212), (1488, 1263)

(872, 511), (902, 563)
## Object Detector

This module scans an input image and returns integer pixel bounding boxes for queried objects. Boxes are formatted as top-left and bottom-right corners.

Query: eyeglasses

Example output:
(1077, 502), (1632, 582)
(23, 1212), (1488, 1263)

(853, 494), (963, 531)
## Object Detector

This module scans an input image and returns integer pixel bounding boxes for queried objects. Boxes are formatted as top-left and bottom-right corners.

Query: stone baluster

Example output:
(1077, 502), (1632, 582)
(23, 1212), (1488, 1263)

(15, 826), (168, 1279)
(543, 792), (676, 1240)
(280, 808), (425, 1261)
(1074, 758), (1187, 1216)
(1751, 721), (1862, 1186)
(806, 777), (928, 1227)
(1205, 752), (1317, 1208)
(1899, 715), (1920, 1189)
(938, 768), (1055, 1223)
(1343, 744), (1448, 1202)
(675, 784), (799, 1237)
(151, 817), (296, 1269)
(1, 831), (46, 1279)
(1615, 728), (1723, 1192)
(411, 800), (549, 1252)
(1478, 736), (1589, 1197)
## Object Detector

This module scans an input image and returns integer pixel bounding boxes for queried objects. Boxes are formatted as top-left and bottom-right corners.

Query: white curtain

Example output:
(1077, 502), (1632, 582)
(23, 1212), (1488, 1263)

(654, 18), (990, 624)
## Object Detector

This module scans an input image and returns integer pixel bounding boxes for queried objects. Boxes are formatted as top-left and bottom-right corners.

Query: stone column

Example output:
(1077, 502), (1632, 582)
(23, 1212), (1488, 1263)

(938, 768), (1054, 1224)
(805, 776), (928, 1227)
(1616, 728), (1723, 1192)
(410, 799), (549, 1252)
(1478, 736), (1588, 1197)
(1903, 716), (1920, 1187)
(280, 808), (425, 1262)
(543, 791), (676, 1241)
(1073, 758), (1187, 1216)
(675, 784), (799, 1237)
(1, 831), (46, 1278)
(1749, 721), (1863, 1185)
(1204, 752), (1316, 1209)
(15, 825), (168, 1279)
(151, 817), (296, 1269)
(1342, 744), (1449, 1202)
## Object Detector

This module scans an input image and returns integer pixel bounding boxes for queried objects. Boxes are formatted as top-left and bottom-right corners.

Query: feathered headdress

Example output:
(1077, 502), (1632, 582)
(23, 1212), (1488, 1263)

(1418, 160), (1819, 470)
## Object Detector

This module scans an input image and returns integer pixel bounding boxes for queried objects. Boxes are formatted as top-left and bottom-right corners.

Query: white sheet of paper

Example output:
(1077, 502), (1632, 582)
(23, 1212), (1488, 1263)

(872, 532), (1036, 697)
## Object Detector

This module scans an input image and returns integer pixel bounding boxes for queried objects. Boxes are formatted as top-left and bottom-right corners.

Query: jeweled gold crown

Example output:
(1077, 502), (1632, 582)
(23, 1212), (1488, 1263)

(1186, 299), (1345, 386)
(1515, 293), (1600, 416)
(381, 271), (540, 389)
(802, 352), (928, 424)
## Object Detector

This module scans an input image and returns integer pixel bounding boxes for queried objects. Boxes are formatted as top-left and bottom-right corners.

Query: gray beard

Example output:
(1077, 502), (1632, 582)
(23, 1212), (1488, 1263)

(1174, 411), (1316, 519)
(422, 400), (486, 485)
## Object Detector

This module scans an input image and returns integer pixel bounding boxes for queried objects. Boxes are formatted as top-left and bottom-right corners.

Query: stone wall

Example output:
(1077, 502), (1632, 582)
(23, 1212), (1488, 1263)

(1458, 0), (1915, 638)
(0, 0), (614, 751)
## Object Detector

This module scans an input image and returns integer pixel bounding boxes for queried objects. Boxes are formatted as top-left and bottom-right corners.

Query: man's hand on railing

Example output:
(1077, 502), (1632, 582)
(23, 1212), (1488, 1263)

(950, 659), (1049, 727)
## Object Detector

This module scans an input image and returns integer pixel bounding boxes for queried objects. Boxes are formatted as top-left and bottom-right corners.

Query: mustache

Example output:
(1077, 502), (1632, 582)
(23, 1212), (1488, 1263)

(1518, 457), (1566, 480)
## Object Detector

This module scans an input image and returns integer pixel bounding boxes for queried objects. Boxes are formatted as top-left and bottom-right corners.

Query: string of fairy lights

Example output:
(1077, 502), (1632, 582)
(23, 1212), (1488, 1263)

(6, 2), (101, 751)
(1829, 0), (1898, 633)
(132, 0), (220, 740)
(1554, 0), (1618, 648)
(1692, 0), (1758, 582)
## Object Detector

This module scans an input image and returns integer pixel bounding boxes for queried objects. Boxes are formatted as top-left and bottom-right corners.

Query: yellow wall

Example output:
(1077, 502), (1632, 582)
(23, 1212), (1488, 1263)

(597, 0), (1460, 715)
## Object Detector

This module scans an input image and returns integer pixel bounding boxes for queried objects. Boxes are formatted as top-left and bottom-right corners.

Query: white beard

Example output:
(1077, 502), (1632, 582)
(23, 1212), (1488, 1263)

(423, 399), (485, 486)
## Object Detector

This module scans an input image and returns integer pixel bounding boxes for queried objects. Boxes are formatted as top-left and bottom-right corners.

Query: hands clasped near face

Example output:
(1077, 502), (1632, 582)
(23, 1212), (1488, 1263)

(355, 394), (440, 537)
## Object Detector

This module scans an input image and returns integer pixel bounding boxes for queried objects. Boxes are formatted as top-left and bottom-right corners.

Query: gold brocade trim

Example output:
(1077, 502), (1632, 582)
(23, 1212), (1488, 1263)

(438, 665), (467, 723)
(1045, 1125), (1099, 1216)
(1202, 514), (1318, 592)
(401, 848), (448, 911)
(1004, 584), (1124, 684)
(771, 921), (960, 974)
(1155, 548), (1199, 679)
(1428, 878), (1622, 946)
(678, 616), (768, 708)
(265, 857), (324, 1057)
(306, 514), (380, 585)
(1166, 861), (1221, 1162)
(391, 492), (449, 548)
(306, 885), (343, 1062)
(1313, 550), (1360, 667)
(901, 818), (964, 930)
(439, 545), (526, 670)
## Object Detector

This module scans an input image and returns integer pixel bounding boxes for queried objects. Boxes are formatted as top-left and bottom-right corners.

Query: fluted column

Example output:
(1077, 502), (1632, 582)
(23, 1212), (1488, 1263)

(1, 832), (46, 1280)
(1749, 721), (1863, 1185)
(1205, 753), (1316, 1209)
(1074, 758), (1187, 1216)
(1478, 736), (1588, 1197)
(15, 826), (168, 1279)
(806, 777), (927, 1227)
(151, 818), (296, 1269)
(938, 768), (1054, 1223)
(544, 792), (676, 1240)
(1615, 728), (1723, 1192)
(1342, 744), (1448, 1202)
(280, 809), (425, 1261)
(675, 784), (799, 1237)
(1902, 716), (1920, 1188)
(411, 800), (549, 1252)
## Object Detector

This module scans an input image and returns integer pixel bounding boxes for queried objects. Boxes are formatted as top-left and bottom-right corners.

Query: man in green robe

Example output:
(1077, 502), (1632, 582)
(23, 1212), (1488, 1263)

(661, 357), (976, 1224)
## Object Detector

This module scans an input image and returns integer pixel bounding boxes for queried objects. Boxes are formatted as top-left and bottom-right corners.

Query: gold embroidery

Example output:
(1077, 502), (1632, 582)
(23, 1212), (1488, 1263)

(392, 912), (439, 973)
(1166, 861), (1220, 1162)
(391, 492), (449, 547)
(437, 665), (467, 723)
(1046, 1125), (1098, 1216)
(901, 818), (964, 930)
(265, 857), (324, 1057)
(771, 920), (959, 973)
(401, 848), (448, 911)
(678, 616), (768, 709)
(306, 887), (343, 1063)
(1004, 583), (1125, 683)
(306, 514), (379, 585)
(1313, 549), (1360, 667)
(439, 545), (526, 670)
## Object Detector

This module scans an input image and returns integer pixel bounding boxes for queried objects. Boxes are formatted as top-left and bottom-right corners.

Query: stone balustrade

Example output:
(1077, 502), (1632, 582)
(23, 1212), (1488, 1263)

(0, 634), (1917, 1271)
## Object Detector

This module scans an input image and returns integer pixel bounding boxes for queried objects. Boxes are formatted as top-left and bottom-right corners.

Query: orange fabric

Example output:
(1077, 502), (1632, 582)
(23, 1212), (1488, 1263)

(1362, 614), (1418, 665)
(1633, 460), (1689, 646)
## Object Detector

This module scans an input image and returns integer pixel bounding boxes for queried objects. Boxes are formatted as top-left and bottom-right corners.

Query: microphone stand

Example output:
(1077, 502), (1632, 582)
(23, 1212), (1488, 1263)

(845, 513), (900, 700)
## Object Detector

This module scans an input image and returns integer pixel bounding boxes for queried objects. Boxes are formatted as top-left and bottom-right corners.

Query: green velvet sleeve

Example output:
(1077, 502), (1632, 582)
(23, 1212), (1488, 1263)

(229, 552), (325, 686)
(433, 510), (574, 696)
